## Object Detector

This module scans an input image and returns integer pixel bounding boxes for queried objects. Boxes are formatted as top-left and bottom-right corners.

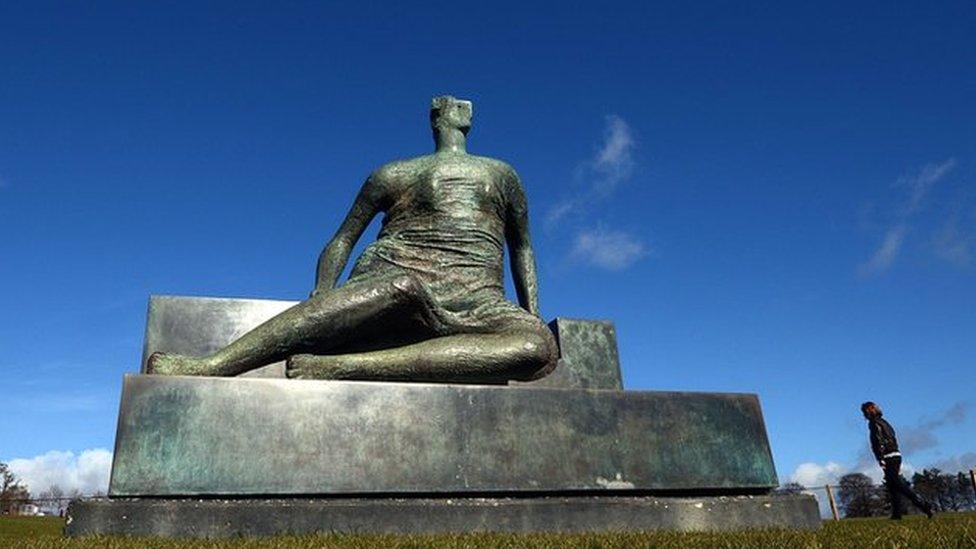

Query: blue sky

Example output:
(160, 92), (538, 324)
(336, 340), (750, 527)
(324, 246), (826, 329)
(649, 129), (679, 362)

(1, 1), (974, 495)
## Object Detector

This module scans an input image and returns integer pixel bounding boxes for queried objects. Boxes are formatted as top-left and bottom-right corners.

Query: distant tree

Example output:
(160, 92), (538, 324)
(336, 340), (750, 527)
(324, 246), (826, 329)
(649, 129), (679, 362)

(958, 472), (976, 510)
(38, 484), (65, 515)
(913, 469), (976, 512)
(0, 462), (31, 515)
(775, 482), (806, 496)
(839, 472), (886, 517)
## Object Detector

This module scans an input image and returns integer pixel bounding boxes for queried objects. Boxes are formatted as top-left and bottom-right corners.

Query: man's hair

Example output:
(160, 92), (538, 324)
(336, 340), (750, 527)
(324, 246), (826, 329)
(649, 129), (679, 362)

(861, 401), (883, 418)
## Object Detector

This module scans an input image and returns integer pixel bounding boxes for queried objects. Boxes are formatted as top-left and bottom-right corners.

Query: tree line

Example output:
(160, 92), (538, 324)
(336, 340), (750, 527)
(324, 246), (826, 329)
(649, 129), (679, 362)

(1, 462), (30, 515)
(837, 470), (975, 517)
(1, 461), (98, 516)
(779, 468), (976, 518)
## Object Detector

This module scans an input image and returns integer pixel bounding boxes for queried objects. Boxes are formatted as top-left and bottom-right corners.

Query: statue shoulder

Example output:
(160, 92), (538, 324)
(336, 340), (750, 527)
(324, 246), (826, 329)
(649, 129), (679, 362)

(370, 159), (411, 182)
(367, 158), (422, 192)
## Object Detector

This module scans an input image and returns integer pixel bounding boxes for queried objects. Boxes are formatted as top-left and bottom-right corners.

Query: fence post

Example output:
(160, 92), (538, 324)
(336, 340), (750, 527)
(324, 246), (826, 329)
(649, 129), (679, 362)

(825, 484), (840, 520)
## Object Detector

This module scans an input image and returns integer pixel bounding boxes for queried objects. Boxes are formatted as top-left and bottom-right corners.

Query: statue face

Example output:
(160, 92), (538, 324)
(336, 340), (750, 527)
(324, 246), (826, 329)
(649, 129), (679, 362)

(432, 97), (473, 133)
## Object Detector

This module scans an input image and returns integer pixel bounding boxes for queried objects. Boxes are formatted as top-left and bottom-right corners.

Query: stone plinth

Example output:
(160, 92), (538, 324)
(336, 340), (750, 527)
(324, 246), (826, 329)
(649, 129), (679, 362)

(108, 375), (777, 496)
(68, 494), (820, 537)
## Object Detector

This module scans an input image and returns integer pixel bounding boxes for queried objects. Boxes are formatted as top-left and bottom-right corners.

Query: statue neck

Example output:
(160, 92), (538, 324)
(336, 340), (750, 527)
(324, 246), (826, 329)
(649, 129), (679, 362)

(434, 127), (467, 153)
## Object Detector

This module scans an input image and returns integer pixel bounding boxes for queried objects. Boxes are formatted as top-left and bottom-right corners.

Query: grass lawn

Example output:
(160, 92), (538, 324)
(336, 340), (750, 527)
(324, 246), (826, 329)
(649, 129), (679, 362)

(2, 512), (975, 548)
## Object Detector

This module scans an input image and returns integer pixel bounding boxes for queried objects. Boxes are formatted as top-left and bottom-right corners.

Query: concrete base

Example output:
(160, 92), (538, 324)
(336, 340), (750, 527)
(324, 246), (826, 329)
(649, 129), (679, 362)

(67, 494), (820, 537)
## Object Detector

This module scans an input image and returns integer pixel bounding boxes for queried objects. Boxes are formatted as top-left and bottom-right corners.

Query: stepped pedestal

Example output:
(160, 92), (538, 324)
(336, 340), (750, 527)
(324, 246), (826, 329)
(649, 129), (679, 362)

(67, 296), (819, 537)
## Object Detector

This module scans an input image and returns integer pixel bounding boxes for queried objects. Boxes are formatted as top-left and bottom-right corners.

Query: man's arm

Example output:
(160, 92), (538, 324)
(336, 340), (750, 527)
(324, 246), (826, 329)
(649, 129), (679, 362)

(312, 175), (385, 295)
(504, 169), (541, 317)
(869, 421), (884, 466)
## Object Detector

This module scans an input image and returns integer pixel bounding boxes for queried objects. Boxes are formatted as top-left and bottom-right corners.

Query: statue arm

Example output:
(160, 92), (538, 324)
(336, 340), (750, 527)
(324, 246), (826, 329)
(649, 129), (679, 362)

(313, 176), (385, 294)
(504, 171), (541, 317)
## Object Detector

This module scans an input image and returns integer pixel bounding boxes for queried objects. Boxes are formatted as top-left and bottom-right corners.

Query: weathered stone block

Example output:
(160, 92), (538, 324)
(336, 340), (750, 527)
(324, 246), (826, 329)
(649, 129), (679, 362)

(108, 375), (778, 496)
(520, 318), (622, 389)
(142, 295), (294, 378)
(67, 494), (821, 537)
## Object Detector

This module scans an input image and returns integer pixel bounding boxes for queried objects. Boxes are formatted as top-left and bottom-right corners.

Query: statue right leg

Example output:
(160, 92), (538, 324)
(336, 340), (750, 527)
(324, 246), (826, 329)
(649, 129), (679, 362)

(285, 329), (558, 384)
(148, 274), (444, 376)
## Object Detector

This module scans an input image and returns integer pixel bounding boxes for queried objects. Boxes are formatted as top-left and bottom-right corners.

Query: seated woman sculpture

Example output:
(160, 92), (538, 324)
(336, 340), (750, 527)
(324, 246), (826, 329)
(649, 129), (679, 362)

(148, 96), (558, 383)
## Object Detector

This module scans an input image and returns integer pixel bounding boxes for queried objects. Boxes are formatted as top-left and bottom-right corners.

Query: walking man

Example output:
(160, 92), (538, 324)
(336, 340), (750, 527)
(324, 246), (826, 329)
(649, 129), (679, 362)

(861, 401), (934, 519)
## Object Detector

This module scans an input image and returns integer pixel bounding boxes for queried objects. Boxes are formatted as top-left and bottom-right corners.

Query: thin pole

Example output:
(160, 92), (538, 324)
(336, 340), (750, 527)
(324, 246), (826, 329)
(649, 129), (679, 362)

(825, 484), (840, 520)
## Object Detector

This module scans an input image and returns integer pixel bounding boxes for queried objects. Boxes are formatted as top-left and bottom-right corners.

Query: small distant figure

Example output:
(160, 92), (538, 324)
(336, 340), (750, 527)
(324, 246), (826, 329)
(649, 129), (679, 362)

(860, 401), (934, 520)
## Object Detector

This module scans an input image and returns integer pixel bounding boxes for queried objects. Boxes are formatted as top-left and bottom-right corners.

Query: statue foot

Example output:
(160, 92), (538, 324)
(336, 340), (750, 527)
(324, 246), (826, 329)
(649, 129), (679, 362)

(147, 352), (214, 376)
(286, 354), (351, 380)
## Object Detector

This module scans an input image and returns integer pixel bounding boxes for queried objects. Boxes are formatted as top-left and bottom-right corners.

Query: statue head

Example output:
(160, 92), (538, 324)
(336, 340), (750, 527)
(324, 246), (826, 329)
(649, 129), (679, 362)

(430, 95), (473, 135)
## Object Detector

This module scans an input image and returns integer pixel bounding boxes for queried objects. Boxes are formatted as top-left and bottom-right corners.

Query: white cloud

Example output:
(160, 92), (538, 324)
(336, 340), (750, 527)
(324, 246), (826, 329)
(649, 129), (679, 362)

(899, 158), (956, 215)
(571, 228), (647, 270)
(544, 115), (636, 228)
(790, 461), (850, 486)
(8, 449), (112, 496)
(544, 116), (647, 272)
(592, 115), (635, 196)
(789, 459), (915, 487)
(859, 224), (908, 276)
(860, 158), (956, 276)
(544, 199), (575, 228)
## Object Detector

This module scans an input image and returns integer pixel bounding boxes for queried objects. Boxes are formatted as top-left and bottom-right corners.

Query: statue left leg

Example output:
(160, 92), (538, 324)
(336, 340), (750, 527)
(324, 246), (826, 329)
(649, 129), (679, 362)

(285, 329), (558, 384)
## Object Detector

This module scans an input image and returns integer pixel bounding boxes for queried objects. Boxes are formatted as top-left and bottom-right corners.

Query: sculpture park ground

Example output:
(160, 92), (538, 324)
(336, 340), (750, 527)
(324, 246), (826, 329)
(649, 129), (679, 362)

(5, 513), (976, 547)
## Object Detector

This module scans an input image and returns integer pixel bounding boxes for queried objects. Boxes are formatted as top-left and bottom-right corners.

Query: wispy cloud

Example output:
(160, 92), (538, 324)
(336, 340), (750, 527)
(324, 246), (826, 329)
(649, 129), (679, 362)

(933, 213), (974, 266)
(592, 115), (635, 197)
(859, 158), (956, 276)
(545, 115), (636, 228)
(930, 452), (976, 473)
(900, 159), (956, 215)
(859, 224), (908, 277)
(571, 228), (647, 271)
(790, 461), (888, 488)
(895, 401), (968, 455)
(8, 449), (112, 496)
(545, 116), (647, 271)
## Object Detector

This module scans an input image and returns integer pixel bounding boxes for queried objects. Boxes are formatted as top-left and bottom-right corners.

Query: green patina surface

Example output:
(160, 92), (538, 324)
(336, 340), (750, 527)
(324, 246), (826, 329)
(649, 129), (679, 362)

(143, 297), (624, 390)
(147, 96), (559, 384)
(109, 375), (777, 496)
(548, 318), (623, 389)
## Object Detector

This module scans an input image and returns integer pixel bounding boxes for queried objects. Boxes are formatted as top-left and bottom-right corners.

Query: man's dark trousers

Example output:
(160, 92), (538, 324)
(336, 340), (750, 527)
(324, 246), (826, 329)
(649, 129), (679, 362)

(883, 456), (929, 519)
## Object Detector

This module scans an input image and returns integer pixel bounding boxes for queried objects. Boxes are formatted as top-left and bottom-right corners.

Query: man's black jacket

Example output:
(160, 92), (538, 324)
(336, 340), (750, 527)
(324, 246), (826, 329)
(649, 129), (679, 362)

(868, 417), (900, 460)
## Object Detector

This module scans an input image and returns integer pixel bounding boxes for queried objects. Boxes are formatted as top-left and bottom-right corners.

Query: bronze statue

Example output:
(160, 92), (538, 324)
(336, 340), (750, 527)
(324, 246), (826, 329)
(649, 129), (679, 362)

(148, 96), (558, 383)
